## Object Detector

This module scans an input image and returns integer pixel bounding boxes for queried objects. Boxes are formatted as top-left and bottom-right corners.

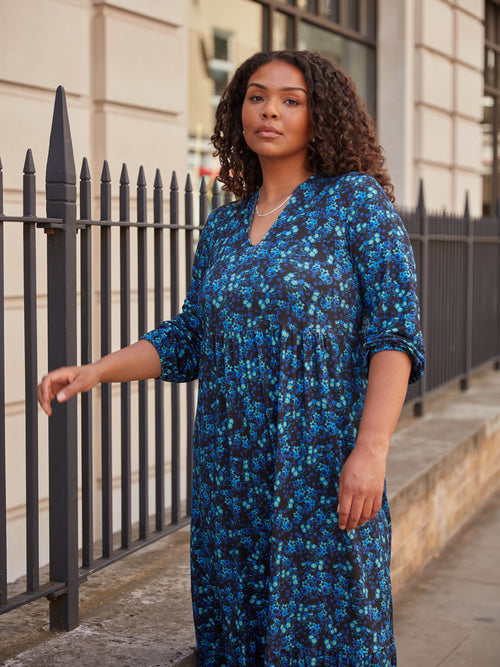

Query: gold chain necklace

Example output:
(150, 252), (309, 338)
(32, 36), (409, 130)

(254, 193), (292, 217)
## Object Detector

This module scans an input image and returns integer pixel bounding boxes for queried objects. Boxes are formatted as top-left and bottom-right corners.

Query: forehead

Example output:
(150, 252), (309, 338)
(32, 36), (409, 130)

(247, 60), (307, 89)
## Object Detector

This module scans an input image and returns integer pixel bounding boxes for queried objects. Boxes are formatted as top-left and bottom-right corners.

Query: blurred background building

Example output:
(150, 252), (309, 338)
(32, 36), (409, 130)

(0, 0), (490, 215)
(0, 0), (493, 580)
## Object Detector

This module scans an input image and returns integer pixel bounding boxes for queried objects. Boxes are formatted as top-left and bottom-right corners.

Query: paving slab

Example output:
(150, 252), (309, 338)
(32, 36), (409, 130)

(0, 528), (196, 666)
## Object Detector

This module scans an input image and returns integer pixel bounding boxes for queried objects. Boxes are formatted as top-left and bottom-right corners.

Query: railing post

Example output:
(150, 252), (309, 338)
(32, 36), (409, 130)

(497, 207), (500, 372)
(414, 180), (428, 417)
(461, 192), (473, 390)
(0, 158), (6, 607)
(45, 86), (79, 630)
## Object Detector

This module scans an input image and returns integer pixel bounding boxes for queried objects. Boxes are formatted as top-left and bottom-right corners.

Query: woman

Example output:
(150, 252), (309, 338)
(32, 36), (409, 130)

(38, 50), (424, 665)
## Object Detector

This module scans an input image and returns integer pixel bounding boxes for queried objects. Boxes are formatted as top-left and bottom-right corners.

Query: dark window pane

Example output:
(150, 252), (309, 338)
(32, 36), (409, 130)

(214, 34), (229, 61)
(273, 11), (294, 49)
(359, 0), (376, 39)
(486, 47), (496, 87)
(298, 20), (375, 117)
(212, 69), (230, 96)
(340, 0), (358, 30)
(496, 51), (500, 89)
(297, 0), (317, 10)
(481, 96), (494, 212)
(486, 2), (496, 42)
(319, 0), (339, 22)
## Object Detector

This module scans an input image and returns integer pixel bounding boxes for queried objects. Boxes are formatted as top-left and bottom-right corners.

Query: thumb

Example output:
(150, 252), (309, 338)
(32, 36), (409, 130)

(56, 370), (93, 403)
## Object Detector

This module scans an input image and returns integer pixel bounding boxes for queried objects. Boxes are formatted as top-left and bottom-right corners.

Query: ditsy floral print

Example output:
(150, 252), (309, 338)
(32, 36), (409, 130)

(142, 172), (425, 666)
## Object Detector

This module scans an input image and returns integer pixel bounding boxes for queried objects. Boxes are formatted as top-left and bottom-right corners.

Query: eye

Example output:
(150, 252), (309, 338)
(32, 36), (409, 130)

(247, 94), (264, 102)
(284, 99), (300, 106)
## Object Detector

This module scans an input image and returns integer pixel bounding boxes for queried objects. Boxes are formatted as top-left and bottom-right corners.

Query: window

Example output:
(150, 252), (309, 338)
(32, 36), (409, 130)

(188, 0), (376, 183)
(253, 0), (377, 117)
(209, 30), (234, 107)
(483, 1), (500, 215)
(188, 0), (263, 182)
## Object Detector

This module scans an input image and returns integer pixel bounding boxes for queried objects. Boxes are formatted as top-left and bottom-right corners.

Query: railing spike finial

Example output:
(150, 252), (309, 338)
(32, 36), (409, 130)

(120, 163), (129, 185)
(464, 191), (470, 219)
(101, 160), (111, 183)
(185, 173), (192, 192)
(24, 149), (35, 175)
(80, 157), (90, 181)
(154, 168), (163, 189)
(417, 178), (424, 212)
(170, 171), (178, 190)
(137, 165), (146, 187)
(200, 176), (207, 195)
(46, 86), (76, 203)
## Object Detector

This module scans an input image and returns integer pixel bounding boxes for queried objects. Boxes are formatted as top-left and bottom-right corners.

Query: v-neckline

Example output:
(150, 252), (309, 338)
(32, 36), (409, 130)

(247, 195), (291, 247)
(245, 174), (316, 248)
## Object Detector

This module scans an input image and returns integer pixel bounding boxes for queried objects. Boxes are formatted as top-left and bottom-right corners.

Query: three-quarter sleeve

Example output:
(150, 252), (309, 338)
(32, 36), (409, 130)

(345, 175), (425, 384)
(140, 211), (216, 382)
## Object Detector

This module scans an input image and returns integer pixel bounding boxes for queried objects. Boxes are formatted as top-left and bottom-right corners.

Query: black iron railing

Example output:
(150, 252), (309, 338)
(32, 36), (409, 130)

(0, 87), (499, 631)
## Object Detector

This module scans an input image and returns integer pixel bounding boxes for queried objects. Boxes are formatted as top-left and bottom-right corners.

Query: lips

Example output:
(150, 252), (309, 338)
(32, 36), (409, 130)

(256, 125), (281, 137)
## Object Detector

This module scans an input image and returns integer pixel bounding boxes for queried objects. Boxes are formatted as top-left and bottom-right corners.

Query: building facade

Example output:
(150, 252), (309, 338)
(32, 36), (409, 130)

(0, 0), (491, 580)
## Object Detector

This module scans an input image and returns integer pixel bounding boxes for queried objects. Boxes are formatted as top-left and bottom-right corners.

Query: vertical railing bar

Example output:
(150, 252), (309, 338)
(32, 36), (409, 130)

(23, 150), (39, 593)
(46, 85), (79, 630)
(170, 172), (180, 524)
(100, 161), (113, 558)
(212, 178), (220, 211)
(0, 157), (7, 605)
(414, 181), (428, 416)
(184, 175), (196, 517)
(137, 166), (148, 540)
(497, 215), (500, 370)
(119, 164), (132, 549)
(154, 169), (165, 532)
(79, 158), (93, 568)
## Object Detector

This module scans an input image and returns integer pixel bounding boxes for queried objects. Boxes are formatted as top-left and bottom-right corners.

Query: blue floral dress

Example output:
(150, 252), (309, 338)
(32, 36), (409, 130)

(142, 172), (425, 666)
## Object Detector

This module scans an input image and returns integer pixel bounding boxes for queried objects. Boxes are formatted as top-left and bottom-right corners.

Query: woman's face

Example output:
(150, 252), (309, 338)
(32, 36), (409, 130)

(241, 60), (312, 164)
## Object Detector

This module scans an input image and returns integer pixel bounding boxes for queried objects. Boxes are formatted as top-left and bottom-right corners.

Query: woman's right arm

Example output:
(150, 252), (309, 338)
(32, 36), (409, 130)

(37, 339), (160, 416)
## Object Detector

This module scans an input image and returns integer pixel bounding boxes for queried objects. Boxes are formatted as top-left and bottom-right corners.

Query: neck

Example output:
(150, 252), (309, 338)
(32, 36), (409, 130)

(258, 157), (313, 201)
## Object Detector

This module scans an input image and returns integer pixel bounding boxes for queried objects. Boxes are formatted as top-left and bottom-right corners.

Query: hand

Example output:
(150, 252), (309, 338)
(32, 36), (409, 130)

(337, 440), (387, 531)
(37, 364), (100, 416)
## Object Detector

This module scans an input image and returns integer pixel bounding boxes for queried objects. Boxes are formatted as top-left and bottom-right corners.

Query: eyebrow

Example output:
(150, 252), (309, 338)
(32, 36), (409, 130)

(247, 82), (307, 94)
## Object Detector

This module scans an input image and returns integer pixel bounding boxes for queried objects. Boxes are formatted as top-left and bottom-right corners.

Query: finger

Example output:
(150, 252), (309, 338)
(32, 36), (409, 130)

(37, 374), (62, 416)
(354, 495), (383, 529)
(337, 488), (352, 531)
(37, 381), (53, 416)
(345, 497), (364, 531)
(56, 375), (86, 403)
(368, 494), (383, 522)
(37, 367), (78, 415)
(352, 498), (375, 529)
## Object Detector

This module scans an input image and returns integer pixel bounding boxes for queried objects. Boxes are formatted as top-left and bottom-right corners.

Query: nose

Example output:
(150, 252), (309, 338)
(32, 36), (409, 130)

(262, 96), (279, 119)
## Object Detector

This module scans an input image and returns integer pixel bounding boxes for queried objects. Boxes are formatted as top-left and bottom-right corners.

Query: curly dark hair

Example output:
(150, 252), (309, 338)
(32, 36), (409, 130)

(211, 50), (394, 202)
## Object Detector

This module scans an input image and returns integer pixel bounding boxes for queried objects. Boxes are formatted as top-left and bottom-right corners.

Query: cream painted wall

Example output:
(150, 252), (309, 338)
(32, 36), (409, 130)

(378, 0), (484, 215)
(0, 0), (188, 582)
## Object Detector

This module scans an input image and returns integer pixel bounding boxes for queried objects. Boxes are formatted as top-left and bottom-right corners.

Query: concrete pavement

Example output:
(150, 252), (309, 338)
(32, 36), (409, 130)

(394, 487), (500, 667)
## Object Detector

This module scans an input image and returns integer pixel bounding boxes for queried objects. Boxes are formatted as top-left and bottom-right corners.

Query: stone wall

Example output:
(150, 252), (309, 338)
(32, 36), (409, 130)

(388, 371), (500, 594)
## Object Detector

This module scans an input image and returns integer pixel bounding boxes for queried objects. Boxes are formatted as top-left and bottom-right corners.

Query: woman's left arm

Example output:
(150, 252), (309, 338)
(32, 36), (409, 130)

(337, 350), (411, 531)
